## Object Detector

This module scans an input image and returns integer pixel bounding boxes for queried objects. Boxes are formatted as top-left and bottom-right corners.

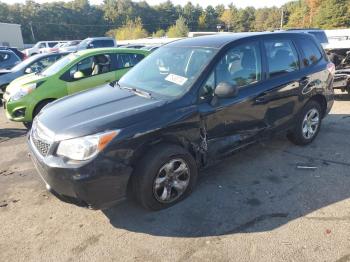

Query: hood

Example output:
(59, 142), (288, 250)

(5, 73), (48, 94)
(0, 70), (21, 86)
(37, 84), (166, 140)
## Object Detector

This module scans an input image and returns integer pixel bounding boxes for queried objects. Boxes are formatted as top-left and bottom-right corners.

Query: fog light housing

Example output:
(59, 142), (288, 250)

(13, 108), (26, 118)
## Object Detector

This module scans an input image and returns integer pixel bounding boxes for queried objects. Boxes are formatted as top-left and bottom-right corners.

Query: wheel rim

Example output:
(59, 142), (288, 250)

(302, 108), (320, 140)
(153, 158), (190, 204)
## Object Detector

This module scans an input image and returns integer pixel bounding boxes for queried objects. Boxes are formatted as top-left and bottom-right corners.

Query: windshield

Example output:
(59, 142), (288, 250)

(41, 53), (78, 76)
(119, 46), (216, 98)
(77, 39), (90, 49)
(11, 55), (42, 71)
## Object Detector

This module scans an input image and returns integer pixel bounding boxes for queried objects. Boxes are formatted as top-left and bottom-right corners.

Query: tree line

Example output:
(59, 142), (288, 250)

(0, 0), (349, 43)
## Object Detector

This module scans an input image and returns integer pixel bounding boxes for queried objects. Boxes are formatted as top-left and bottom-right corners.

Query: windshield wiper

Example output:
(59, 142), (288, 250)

(119, 85), (152, 99)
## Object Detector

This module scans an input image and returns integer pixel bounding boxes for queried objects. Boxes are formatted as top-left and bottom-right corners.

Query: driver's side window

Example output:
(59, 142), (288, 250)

(199, 42), (262, 99)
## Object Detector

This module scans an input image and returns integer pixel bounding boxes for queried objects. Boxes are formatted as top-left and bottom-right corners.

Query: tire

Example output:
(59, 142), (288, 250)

(132, 144), (198, 211)
(23, 122), (32, 129)
(23, 100), (53, 130)
(287, 100), (322, 146)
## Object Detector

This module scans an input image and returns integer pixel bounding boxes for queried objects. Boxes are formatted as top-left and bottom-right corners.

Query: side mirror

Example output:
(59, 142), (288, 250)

(73, 71), (84, 79)
(214, 82), (239, 98)
(87, 43), (94, 49)
(25, 67), (32, 74)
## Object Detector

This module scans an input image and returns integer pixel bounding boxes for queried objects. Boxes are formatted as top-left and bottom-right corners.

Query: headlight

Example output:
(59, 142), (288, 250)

(56, 130), (119, 161)
(10, 83), (37, 101)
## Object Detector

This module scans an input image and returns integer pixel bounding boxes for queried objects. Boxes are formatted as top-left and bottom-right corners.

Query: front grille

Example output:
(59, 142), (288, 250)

(32, 134), (50, 156)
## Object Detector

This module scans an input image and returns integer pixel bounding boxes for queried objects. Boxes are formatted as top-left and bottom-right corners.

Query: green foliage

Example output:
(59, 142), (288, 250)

(153, 29), (166, 37)
(0, 0), (349, 43)
(107, 18), (148, 40)
(167, 16), (189, 37)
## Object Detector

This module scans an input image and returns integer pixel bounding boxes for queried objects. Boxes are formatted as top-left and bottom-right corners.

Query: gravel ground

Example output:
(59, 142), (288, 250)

(1, 93), (350, 262)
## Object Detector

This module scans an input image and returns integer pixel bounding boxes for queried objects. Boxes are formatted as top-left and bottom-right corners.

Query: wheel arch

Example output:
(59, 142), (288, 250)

(308, 94), (327, 118)
(32, 98), (56, 118)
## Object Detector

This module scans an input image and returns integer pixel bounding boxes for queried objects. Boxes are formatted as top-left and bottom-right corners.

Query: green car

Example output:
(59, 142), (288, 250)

(3, 48), (149, 128)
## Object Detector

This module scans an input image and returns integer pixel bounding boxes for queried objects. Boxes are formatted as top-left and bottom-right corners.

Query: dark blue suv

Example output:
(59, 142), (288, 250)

(28, 32), (334, 210)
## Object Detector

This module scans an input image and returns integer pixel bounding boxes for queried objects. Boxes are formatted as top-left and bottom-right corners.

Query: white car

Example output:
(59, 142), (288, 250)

(23, 41), (67, 56)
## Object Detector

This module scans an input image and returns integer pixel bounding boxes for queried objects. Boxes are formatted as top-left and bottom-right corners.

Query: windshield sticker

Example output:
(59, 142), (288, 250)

(165, 74), (188, 86)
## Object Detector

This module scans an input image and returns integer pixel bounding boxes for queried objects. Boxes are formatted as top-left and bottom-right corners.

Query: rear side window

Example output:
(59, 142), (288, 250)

(264, 40), (299, 78)
(48, 42), (58, 48)
(116, 53), (145, 69)
(296, 38), (322, 67)
(95, 40), (114, 47)
(309, 32), (328, 44)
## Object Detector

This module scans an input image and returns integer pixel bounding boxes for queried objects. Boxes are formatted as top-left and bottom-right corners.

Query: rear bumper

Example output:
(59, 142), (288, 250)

(27, 134), (132, 209)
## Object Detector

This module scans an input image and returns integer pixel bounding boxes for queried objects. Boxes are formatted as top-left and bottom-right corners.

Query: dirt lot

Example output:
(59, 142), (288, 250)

(1, 94), (350, 262)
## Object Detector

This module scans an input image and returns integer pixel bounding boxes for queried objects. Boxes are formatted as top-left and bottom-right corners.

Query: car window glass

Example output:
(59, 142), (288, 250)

(38, 43), (46, 49)
(0, 52), (10, 62)
(199, 42), (262, 99)
(48, 42), (58, 48)
(117, 53), (145, 69)
(119, 47), (216, 98)
(102, 40), (114, 47)
(296, 38), (322, 67)
(28, 56), (61, 73)
(264, 40), (299, 78)
(69, 54), (111, 79)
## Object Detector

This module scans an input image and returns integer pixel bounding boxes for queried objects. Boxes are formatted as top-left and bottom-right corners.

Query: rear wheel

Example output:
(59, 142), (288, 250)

(287, 100), (322, 145)
(132, 144), (198, 210)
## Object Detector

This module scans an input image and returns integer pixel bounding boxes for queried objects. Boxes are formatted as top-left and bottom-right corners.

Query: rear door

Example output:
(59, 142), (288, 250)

(255, 36), (303, 130)
(65, 54), (115, 94)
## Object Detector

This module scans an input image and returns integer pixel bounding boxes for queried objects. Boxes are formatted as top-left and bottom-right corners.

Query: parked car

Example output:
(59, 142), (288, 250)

(0, 50), (21, 70)
(0, 52), (69, 94)
(59, 37), (115, 52)
(0, 46), (26, 60)
(27, 32), (334, 210)
(24, 41), (67, 56)
(40, 40), (81, 54)
(3, 48), (149, 127)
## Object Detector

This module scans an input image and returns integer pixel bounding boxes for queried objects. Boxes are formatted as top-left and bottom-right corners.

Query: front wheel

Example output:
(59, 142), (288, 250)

(132, 144), (198, 211)
(287, 100), (322, 145)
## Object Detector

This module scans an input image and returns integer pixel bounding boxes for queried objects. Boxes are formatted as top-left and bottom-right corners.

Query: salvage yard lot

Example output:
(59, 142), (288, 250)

(1, 94), (350, 262)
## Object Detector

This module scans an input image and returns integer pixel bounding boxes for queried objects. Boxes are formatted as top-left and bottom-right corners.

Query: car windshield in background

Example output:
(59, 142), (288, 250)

(41, 53), (78, 76)
(11, 55), (40, 71)
(119, 46), (216, 98)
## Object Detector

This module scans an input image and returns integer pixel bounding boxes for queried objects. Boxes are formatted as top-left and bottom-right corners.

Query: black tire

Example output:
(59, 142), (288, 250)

(132, 144), (198, 211)
(23, 100), (53, 130)
(287, 100), (322, 146)
(23, 122), (32, 129)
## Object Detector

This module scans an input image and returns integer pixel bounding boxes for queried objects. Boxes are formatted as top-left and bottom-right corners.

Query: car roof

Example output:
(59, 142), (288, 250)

(166, 32), (315, 49)
(32, 52), (70, 59)
(74, 47), (149, 56)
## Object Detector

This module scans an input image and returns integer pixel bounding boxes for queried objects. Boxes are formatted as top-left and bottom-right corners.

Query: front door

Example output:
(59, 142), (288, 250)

(197, 41), (269, 157)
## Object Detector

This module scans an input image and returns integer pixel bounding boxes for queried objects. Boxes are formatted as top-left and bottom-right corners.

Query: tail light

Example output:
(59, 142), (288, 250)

(327, 62), (335, 75)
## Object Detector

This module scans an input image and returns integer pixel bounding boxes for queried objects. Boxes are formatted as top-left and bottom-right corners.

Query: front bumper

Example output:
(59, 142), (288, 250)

(27, 133), (132, 209)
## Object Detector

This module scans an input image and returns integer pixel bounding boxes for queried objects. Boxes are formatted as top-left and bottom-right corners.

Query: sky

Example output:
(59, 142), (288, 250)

(0, 0), (292, 9)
